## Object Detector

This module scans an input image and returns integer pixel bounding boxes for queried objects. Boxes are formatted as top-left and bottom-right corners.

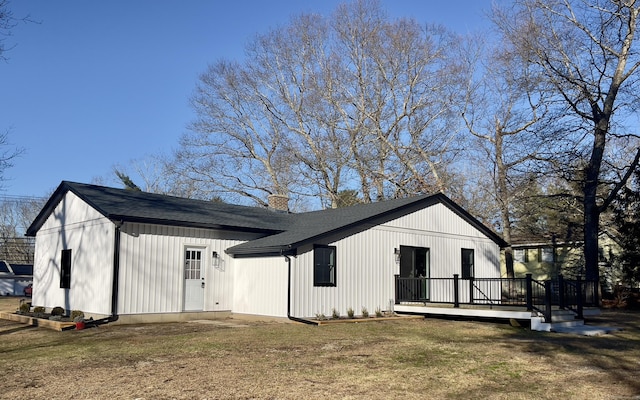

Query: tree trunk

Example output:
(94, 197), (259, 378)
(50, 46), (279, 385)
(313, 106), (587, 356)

(583, 199), (600, 281)
(583, 124), (607, 282)
(495, 123), (515, 278)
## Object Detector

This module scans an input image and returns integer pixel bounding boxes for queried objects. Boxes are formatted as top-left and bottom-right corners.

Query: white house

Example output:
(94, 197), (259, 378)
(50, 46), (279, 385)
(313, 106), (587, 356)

(26, 181), (506, 324)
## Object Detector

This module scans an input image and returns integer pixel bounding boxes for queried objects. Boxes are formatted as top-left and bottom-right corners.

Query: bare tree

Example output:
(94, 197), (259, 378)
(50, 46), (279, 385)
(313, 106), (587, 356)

(461, 36), (550, 278)
(0, 195), (45, 263)
(1, 0), (36, 62)
(175, 0), (462, 209)
(0, 0), (16, 61)
(0, 129), (23, 189)
(496, 0), (640, 281)
(1, 1), (32, 187)
(331, 2), (463, 201)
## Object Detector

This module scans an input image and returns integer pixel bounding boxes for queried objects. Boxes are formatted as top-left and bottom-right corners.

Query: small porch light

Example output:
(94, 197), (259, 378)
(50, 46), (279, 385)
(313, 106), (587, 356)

(394, 248), (401, 263)
(212, 251), (219, 267)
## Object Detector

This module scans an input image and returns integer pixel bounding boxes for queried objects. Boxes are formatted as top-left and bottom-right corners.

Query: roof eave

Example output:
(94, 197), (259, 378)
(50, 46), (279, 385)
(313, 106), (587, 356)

(225, 246), (296, 258)
(26, 181), (73, 236)
(108, 215), (283, 234)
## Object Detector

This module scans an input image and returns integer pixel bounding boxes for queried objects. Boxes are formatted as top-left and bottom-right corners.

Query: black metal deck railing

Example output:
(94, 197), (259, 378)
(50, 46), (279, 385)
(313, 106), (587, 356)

(395, 274), (599, 323)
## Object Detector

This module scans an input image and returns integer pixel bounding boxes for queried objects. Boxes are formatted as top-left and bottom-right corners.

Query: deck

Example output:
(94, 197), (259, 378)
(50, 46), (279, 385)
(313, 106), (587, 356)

(393, 274), (600, 331)
(394, 303), (535, 320)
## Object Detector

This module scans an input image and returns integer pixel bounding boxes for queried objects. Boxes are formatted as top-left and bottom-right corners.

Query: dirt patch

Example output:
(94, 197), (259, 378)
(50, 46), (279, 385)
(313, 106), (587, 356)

(1, 297), (639, 399)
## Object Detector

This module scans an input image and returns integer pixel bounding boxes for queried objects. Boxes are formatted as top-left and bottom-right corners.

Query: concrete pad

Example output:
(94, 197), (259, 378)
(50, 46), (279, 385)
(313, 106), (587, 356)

(187, 319), (250, 328)
(551, 325), (622, 336)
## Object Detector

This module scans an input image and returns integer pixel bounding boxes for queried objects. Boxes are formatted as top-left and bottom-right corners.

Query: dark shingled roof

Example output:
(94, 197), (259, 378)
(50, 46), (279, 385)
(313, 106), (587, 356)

(0, 261), (10, 274)
(26, 181), (293, 236)
(8, 264), (33, 275)
(0, 261), (33, 275)
(226, 193), (507, 256)
(27, 181), (506, 256)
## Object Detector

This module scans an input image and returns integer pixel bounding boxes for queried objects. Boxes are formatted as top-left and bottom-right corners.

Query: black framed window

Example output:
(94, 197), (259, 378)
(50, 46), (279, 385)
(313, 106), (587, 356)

(461, 248), (474, 279)
(314, 245), (336, 287)
(60, 249), (72, 289)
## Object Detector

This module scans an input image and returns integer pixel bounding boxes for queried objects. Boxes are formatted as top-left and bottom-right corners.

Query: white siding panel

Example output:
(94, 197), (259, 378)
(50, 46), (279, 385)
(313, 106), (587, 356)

(384, 203), (487, 238)
(33, 192), (114, 315)
(233, 257), (288, 317)
(117, 223), (247, 315)
(290, 203), (502, 319)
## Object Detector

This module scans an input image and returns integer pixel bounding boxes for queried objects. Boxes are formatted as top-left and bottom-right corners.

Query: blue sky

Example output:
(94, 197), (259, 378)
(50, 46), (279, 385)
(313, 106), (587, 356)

(1, 0), (495, 198)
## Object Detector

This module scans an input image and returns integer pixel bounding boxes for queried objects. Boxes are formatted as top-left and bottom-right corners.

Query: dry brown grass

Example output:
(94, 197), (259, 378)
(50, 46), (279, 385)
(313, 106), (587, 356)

(1, 297), (639, 399)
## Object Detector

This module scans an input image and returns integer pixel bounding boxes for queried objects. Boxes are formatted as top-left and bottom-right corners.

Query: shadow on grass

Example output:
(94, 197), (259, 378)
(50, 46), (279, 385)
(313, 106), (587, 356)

(501, 309), (640, 395)
(0, 324), (38, 336)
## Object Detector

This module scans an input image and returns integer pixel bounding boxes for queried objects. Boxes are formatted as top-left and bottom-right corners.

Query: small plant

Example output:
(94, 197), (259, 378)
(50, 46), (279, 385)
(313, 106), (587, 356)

(361, 306), (369, 318)
(19, 302), (30, 314)
(347, 307), (355, 318)
(33, 306), (45, 313)
(315, 312), (327, 321)
(331, 308), (340, 319)
(375, 307), (383, 318)
(51, 306), (65, 316)
(70, 310), (85, 322)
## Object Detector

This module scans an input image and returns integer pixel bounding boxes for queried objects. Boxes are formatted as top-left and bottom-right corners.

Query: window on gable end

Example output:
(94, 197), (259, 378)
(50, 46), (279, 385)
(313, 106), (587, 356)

(60, 249), (72, 289)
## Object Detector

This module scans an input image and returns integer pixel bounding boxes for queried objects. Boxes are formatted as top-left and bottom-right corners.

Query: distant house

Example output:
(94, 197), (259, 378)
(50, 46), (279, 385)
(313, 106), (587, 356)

(26, 181), (506, 323)
(503, 232), (622, 285)
(0, 260), (33, 296)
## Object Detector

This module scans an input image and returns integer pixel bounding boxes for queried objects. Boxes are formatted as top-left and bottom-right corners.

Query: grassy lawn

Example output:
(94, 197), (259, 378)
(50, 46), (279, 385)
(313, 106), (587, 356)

(1, 297), (639, 399)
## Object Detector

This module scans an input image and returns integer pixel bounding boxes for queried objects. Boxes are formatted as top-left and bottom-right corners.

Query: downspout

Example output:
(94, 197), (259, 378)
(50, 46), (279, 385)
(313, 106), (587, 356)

(284, 254), (318, 325)
(109, 221), (121, 322)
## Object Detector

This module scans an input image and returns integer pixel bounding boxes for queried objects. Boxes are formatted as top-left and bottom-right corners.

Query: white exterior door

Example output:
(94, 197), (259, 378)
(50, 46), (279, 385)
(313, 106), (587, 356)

(184, 247), (205, 311)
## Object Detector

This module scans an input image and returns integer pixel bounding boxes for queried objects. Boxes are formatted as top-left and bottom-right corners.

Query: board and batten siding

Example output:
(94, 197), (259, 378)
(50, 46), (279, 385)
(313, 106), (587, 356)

(117, 222), (256, 315)
(32, 191), (115, 315)
(232, 256), (289, 317)
(289, 203), (501, 319)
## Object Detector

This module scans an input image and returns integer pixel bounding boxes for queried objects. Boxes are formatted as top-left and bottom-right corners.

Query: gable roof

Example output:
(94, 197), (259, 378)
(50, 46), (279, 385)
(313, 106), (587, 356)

(26, 182), (506, 255)
(226, 193), (507, 256)
(26, 181), (292, 236)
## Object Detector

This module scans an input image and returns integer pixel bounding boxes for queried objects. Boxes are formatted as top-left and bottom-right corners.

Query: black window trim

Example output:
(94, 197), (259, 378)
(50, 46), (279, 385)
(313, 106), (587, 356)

(313, 244), (336, 287)
(461, 248), (474, 279)
(60, 248), (72, 289)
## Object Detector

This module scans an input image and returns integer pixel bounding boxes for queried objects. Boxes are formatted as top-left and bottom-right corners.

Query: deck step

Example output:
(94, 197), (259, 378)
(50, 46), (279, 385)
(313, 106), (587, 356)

(550, 311), (578, 322)
(583, 307), (601, 317)
(549, 319), (584, 329)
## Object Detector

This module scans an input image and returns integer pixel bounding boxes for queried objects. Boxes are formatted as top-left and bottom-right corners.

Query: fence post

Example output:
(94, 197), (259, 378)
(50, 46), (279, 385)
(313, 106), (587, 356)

(558, 274), (565, 309)
(525, 274), (532, 311)
(453, 274), (459, 308)
(469, 276), (474, 304)
(544, 280), (552, 323)
(576, 276), (583, 319)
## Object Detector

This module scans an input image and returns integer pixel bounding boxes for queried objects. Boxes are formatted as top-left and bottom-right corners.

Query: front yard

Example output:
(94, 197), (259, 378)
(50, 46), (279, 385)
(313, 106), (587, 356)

(0, 297), (638, 399)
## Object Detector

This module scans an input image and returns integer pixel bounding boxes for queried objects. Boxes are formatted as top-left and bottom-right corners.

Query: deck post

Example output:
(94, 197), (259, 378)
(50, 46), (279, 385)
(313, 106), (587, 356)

(544, 280), (552, 323)
(558, 274), (565, 309)
(576, 276), (583, 319)
(394, 275), (400, 304)
(469, 276), (474, 305)
(525, 274), (532, 311)
(453, 274), (460, 308)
